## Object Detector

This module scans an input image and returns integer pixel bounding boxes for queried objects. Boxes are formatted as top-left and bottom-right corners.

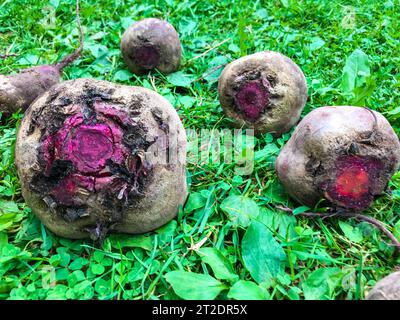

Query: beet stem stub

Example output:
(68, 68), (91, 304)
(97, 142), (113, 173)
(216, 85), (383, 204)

(235, 79), (270, 121)
(324, 155), (384, 210)
(133, 45), (160, 70)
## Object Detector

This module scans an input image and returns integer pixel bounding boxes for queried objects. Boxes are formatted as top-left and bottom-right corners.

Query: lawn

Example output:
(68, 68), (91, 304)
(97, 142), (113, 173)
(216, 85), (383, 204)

(1, 0), (400, 300)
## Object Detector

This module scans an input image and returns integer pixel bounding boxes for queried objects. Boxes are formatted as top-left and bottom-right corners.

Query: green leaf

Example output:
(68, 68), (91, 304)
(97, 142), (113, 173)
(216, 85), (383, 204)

(113, 70), (133, 81)
(167, 72), (194, 87)
(198, 247), (238, 282)
(185, 192), (207, 213)
(0, 200), (19, 213)
(338, 221), (363, 243)
(242, 221), (287, 283)
(220, 195), (260, 227)
(0, 232), (8, 249)
(308, 37), (325, 52)
(302, 268), (343, 300)
(109, 234), (153, 251)
(202, 56), (228, 83)
(340, 49), (370, 95)
(165, 271), (227, 300)
(91, 264), (105, 275)
(254, 9), (268, 19)
(292, 206), (311, 215)
(228, 280), (268, 300)
(69, 258), (88, 271)
(393, 220), (400, 241)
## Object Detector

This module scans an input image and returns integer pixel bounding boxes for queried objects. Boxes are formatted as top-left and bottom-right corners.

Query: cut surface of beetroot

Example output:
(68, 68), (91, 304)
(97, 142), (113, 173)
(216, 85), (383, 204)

(133, 45), (160, 69)
(37, 102), (146, 207)
(324, 155), (384, 210)
(235, 79), (270, 121)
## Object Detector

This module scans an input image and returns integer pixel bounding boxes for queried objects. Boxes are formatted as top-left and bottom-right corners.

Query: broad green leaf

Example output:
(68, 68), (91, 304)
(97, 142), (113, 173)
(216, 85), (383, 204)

(254, 9), (268, 19)
(220, 195), (260, 227)
(308, 37), (325, 51)
(340, 49), (370, 95)
(339, 221), (363, 243)
(198, 247), (238, 282)
(113, 70), (132, 81)
(165, 271), (227, 300)
(202, 56), (228, 83)
(0, 201), (19, 213)
(109, 234), (153, 251)
(228, 280), (268, 300)
(292, 206), (311, 215)
(393, 220), (400, 241)
(302, 267), (343, 300)
(179, 18), (197, 35)
(167, 72), (194, 87)
(242, 221), (287, 283)
(258, 208), (296, 240)
(185, 192), (207, 213)
(91, 264), (105, 275)
(0, 232), (8, 249)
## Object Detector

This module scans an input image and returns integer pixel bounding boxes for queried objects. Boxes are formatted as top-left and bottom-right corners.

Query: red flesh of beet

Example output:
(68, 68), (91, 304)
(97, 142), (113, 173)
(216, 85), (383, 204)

(134, 45), (160, 69)
(40, 102), (137, 206)
(324, 155), (384, 210)
(235, 79), (270, 121)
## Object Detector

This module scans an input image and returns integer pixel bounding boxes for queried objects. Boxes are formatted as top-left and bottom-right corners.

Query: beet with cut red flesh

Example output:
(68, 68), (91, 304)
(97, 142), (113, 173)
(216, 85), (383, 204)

(276, 106), (400, 211)
(218, 51), (308, 136)
(15, 78), (187, 241)
(120, 18), (182, 75)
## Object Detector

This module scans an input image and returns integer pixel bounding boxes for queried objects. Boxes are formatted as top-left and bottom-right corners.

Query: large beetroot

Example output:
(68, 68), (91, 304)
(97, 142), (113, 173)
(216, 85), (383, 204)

(276, 106), (400, 211)
(15, 78), (187, 240)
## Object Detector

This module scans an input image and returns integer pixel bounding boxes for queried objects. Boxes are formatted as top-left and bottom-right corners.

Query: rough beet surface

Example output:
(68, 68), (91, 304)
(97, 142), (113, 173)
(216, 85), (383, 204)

(218, 51), (308, 136)
(366, 271), (400, 300)
(15, 78), (187, 240)
(0, 65), (61, 115)
(121, 18), (181, 75)
(133, 45), (160, 70)
(276, 106), (400, 211)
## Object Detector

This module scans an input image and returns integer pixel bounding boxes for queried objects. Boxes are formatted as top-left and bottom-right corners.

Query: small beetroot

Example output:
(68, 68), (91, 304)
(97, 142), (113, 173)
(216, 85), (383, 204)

(120, 18), (182, 75)
(15, 78), (187, 241)
(0, 0), (84, 116)
(366, 271), (400, 300)
(276, 106), (400, 211)
(218, 51), (308, 136)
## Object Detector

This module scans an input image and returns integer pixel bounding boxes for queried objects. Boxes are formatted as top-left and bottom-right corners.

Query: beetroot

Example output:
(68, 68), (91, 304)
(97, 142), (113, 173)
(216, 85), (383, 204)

(276, 106), (400, 211)
(120, 18), (182, 75)
(366, 271), (400, 300)
(0, 0), (83, 115)
(15, 78), (187, 240)
(218, 51), (308, 136)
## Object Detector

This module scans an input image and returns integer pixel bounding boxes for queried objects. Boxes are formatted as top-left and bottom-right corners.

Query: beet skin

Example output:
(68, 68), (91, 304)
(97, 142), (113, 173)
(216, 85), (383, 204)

(121, 18), (182, 75)
(0, 0), (83, 116)
(276, 106), (400, 211)
(218, 51), (308, 136)
(15, 78), (187, 240)
(366, 271), (400, 300)
(0, 65), (61, 115)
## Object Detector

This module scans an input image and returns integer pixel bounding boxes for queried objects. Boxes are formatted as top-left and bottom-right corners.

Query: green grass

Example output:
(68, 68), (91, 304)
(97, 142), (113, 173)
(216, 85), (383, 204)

(1, 0), (400, 300)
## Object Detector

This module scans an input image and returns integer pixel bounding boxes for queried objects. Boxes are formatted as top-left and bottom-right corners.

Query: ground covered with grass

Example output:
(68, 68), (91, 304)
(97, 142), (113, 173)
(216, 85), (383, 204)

(1, 0), (400, 300)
